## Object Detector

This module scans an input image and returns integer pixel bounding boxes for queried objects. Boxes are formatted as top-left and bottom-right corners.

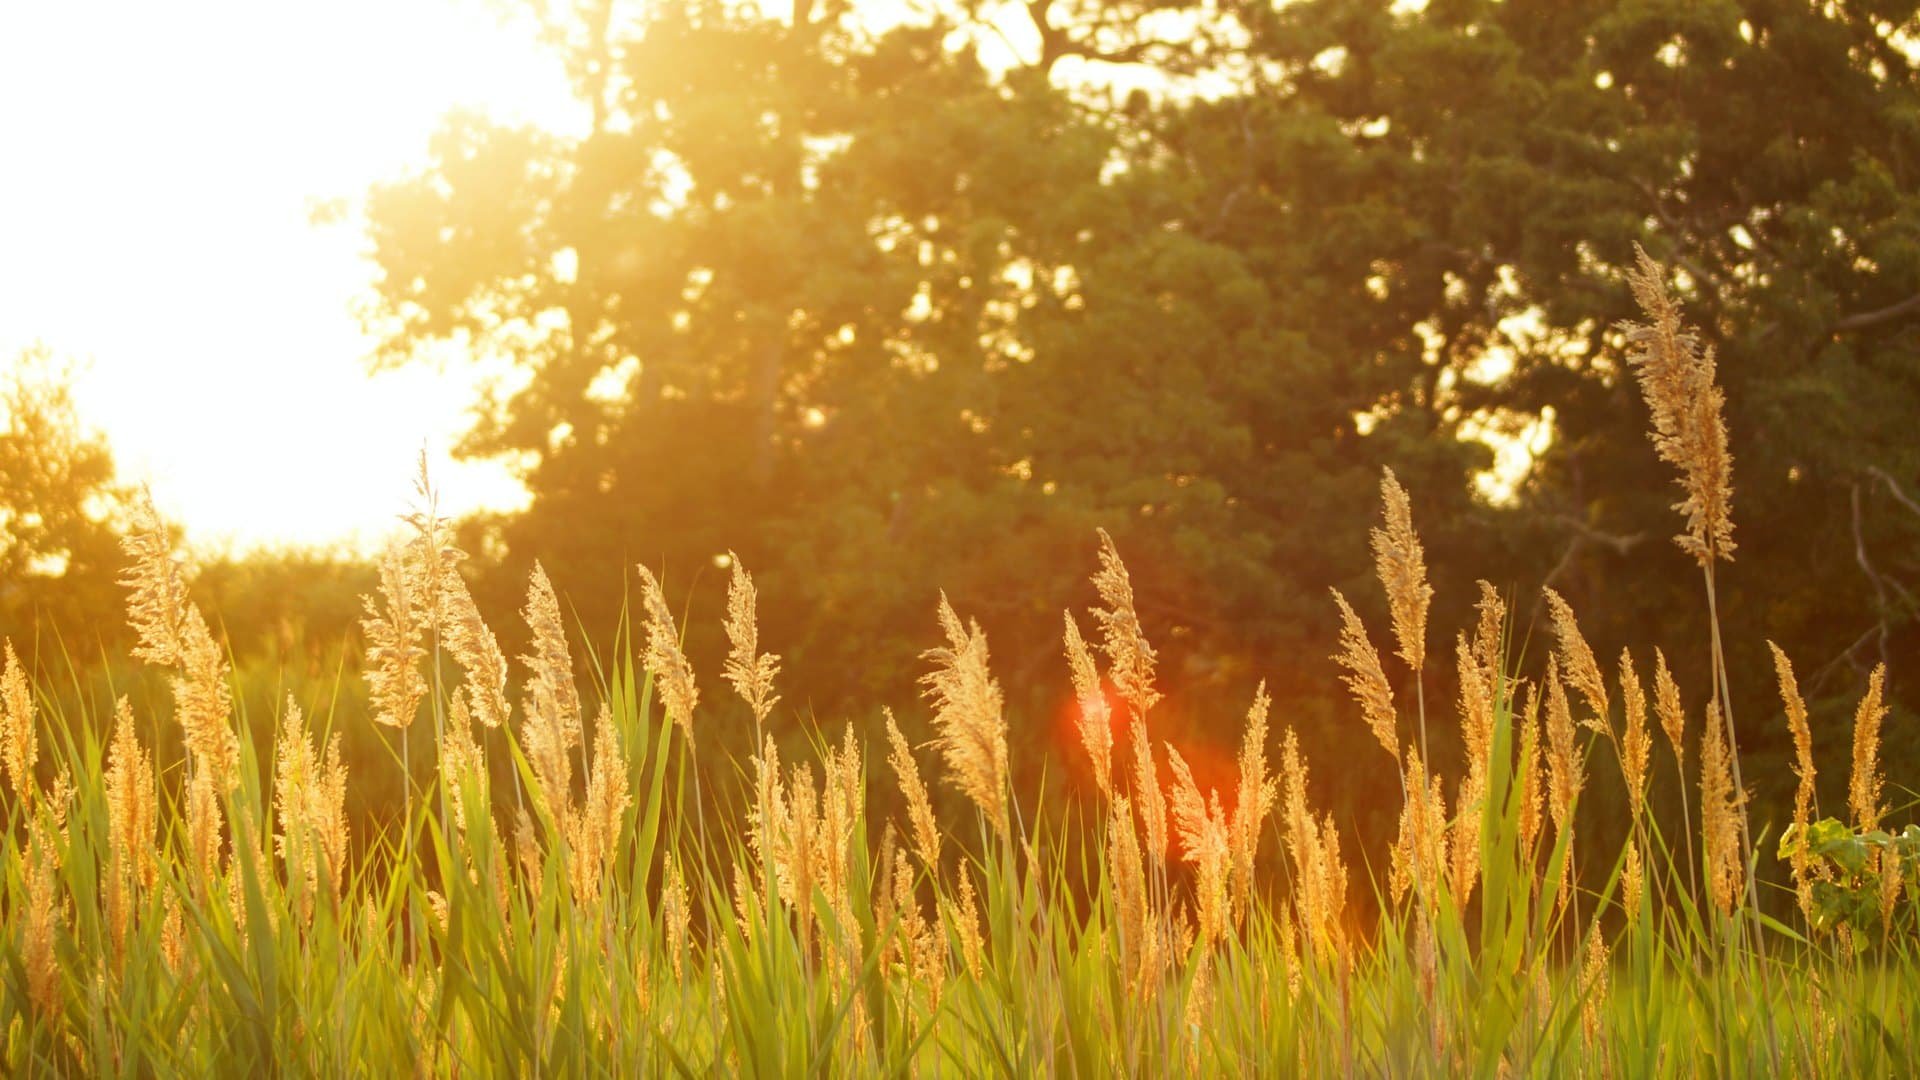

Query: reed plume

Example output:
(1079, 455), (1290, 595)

(104, 696), (156, 954)
(1131, 715), (1168, 868)
(1372, 467), (1432, 673)
(1700, 701), (1743, 916)
(920, 593), (1009, 837)
(1166, 744), (1231, 943)
(441, 566), (510, 731)
(568, 703), (630, 904)
(1330, 589), (1399, 760)
(521, 562), (582, 823)
(1090, 529), (1161, 720)
(1619, 649), (1651, 821)
(1471, 581), (1506, 689)
(1063, 611), (1114, 797)
(2, 640), (35, 808)
(884, 709), (940, 872)
(1108, 793), (1151, 990)
(362, 539), (428, 732)
(1545, 658), (1582, 909)
(1769, 642), (1820, 918)
(722, 553), (780, 727)
(1230, 682), (1276, 918)
(24, 813), (64, 1017)
(1849, 664), (1889, 834)
(636, 563), (700, 739)
(1622, 244), (1735, 565)
(1543, 588), (1610, 732)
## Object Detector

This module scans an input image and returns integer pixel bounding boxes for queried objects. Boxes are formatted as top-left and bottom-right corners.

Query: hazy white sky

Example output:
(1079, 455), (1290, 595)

(0, 0), (582, 552)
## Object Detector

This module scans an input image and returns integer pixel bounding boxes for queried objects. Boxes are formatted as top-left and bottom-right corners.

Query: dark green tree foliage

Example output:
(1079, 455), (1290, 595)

(362, 0), (1916, 860)
(0, 348), (132, 646)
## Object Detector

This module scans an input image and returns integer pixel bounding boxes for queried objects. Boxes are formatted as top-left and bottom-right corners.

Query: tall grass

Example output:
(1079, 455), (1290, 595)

(1, 251), (1916, 1076)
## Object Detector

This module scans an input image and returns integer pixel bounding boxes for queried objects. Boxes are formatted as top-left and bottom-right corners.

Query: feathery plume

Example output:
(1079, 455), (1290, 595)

(441, 568), (510, 730)
(569, 703), (630, 904)
(1230, 683), (1277, 918)
(1621, 843), (1645, 926)
(120, 490), (192, 667)
(1700, 701), (1743, 916)
(1622, 244), (1735, 564)
(884, 709), (940, 872)
(362, 539), (428, 731)
(1545, 659), (1584, 908)
(1769, 642), (1819, 917)
(920, 593), (1009, 837)
(2, 641), (35, 807)
(1653, 649), (1686, 773)
(1372, 467), (1432, 672)
(1090, 529), (1160, 720)
(1108, 794), (1150, 988)
(520, 562), (582, 823)
(1063, 611), (1114, 797)
(1166, 744), (1231, 943)
(1330, 589), (1399, 760)
(1543, 587), (1609, 731)
(1471, 581), (1506, 689)
(1131, 715), (1168, 868)
(105, 697), (157, 887)
(24, 814), (64, 1017)
(662, 855), (690, 982)
(721, 553), (780, 726)
(953, 872), (986, 980)
(1849, 664), (1889, 834)
(1516, 682), (1544, 858)
(1580, 920), (1612, 1047)
(635, 563), (700, 739)
(1619, 649), (1651, 821)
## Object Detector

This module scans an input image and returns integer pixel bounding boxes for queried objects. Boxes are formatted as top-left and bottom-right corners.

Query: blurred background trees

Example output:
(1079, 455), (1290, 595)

(2, 0), (1915, 863)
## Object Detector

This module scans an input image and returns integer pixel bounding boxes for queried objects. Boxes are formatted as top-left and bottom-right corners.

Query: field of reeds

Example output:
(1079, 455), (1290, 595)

(2, 251), (1915, 1076)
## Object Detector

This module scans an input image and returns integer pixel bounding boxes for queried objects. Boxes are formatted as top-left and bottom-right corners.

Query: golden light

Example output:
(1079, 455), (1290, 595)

(0, 0), (584, 551)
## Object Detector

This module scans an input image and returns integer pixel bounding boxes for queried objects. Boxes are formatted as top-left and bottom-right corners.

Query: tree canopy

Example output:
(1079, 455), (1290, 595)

(359, 0), (1920, 839)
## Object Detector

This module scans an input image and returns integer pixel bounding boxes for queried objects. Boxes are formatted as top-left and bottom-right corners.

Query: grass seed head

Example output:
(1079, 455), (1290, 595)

(1372, 467), (1432, 672)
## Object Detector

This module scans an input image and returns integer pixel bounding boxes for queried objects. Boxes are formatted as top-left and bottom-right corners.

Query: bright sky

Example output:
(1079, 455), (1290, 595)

(0, 1), (583, 553)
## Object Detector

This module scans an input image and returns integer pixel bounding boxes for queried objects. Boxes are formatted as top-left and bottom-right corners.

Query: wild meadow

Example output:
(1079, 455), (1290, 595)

(0, 254), (1913, 1077)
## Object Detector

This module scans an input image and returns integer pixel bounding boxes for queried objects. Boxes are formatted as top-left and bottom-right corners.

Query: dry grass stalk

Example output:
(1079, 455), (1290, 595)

(884, 709), (940, 872)
(662, 856), (690, 982)
(1580, 920), (1612, 1049)
(1090, 529), (1161, 720)
(722, 554), (781, 727)
(1621, 843), (1645, 925)
(1372, 467), (1432, 673)
(920, 593), (1009, 837)
(1063, 612), (1113, 797)
(1330, 588), (1399, 760)
(1700, 701), (1743, 916)
(1622, 244), (1736, 565)
(1280, 729), (1347, 964)
(1849, 664), (1889, 834)
(635, 563), (700, 739)
(2, 640), (36, 808)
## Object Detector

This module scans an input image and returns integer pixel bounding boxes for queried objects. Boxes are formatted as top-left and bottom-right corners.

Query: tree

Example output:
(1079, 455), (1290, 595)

(0, 347), (133, 644)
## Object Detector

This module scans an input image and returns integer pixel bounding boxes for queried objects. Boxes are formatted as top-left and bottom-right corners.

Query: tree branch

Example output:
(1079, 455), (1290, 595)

(1833, 293), (1920, 333)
